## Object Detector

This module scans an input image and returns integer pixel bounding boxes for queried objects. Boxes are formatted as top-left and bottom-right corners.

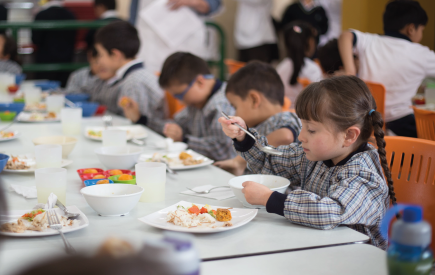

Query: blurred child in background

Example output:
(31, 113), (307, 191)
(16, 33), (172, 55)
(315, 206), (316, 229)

(0, 34), (21, 75)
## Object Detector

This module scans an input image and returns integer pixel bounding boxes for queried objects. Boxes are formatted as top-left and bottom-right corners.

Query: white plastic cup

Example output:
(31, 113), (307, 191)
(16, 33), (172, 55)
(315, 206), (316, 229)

(46, 94), (65, 113)
(23, 87), (42, 105)
(135, 162), (166, 203)
(35, 144), (62, 169)
(35, 168), (67, 204)
(61, 108), (82, 135)
(102, 129), (127, 147)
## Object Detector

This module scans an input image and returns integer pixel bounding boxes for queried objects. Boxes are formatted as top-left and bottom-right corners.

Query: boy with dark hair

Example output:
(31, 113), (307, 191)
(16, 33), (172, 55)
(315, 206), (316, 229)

(339, 0), (435, 137)
(0, 34), (21, 75)
(121, 52), (236, 161)
(317, 39), (359, 77)
(95, 21), (166, 133)
(214, 61), (301, 175)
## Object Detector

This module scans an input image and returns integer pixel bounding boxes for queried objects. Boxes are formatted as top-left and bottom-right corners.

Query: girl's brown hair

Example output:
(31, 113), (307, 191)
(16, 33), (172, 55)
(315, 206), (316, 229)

(295, 75), (397, 206)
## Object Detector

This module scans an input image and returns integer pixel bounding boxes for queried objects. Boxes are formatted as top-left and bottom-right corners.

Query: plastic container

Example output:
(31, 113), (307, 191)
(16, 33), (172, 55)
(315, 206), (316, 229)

(77, 168), (105, 176)
(0, 103), (24, 114)
(65, 93), (90, 103)
(425, 82), (435, 105)
(0, 111), (16, 121)
(0, 154), (8, 174)
(140, 232), (199, 275)
(95, 105), (107, 115)
(74, 102), (99, 117)
(84, 179), (114, 187)
(108, 175), (136, 185)
(381, 204), (433, 275)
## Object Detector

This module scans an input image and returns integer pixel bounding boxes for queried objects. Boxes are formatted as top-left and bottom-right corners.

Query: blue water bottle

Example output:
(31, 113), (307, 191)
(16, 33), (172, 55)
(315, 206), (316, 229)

(381, 204), (433, 275)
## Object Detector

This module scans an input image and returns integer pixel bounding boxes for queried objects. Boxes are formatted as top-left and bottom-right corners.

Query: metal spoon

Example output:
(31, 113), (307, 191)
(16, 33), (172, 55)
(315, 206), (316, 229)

(55, 200), (80, 220)
(221, 111), (283, 156)
(64, 98), (76, 108)
(186, 186), (230, 194)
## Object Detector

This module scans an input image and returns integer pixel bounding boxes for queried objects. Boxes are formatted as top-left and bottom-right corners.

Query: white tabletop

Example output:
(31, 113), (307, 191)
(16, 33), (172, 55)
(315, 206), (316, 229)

(0, 117), (369, 274)
(201, 244), (388, 275)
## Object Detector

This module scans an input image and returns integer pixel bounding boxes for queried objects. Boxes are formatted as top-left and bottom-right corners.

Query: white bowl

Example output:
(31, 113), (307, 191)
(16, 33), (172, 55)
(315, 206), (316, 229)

(94, 146), (142, 169)
(32, 136), (77, 158)
(80, 184), (144, 216)
(228, 175), (290, 208)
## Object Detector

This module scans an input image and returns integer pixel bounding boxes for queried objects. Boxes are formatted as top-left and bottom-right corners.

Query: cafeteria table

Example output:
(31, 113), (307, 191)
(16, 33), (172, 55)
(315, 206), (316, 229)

(201, 244), (388, 275)
(0, 116), (370, 275)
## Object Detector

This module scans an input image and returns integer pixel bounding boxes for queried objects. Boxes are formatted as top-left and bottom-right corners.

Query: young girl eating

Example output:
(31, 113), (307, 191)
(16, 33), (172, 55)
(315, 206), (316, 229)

(219, 75), (397, 250)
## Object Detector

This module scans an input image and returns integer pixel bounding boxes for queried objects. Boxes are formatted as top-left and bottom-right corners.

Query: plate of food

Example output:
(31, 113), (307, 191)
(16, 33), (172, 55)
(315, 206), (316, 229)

(16, 112), (59, 123)
(138, 201), (257, 233)
(84, 125), (147, 141)
(24, 103), (46, 112)
(0, 206), (89, 237)
(140, 150), (213, 171)
(0, 130), (19, 142)
(3, 154), (73, 173)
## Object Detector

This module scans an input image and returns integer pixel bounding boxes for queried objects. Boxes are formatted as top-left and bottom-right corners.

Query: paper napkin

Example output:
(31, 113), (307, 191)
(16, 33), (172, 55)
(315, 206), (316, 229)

(9, 184), (37, 199)
(180, 185), (234, 201)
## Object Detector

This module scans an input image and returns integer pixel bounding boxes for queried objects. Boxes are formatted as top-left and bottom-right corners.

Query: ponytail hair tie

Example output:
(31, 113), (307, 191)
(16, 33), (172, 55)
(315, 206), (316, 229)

(293, 26), (302, 33)
(369, 109), (375, 115)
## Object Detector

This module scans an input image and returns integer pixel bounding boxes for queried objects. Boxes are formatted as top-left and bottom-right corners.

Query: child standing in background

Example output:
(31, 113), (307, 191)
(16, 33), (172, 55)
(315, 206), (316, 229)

(219, 76), (396, 250)
(0, 34), (21, 75)
(276, 21), (323, 108)
(339, 0), (435, 137)
(215, 61), (301, 175)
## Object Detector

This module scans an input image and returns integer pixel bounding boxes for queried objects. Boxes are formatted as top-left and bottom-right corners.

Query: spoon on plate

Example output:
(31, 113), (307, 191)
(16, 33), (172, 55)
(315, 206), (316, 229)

(220, 111), (283, 156)
(55, 200), (80, 220)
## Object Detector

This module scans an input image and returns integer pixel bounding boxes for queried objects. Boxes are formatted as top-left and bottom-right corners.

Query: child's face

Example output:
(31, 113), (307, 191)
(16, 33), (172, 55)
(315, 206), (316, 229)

(94, 43), (120, 74)
(226, 92), (257, 127)
(298, 120), (348, 163)
(166, 77), (209, 107)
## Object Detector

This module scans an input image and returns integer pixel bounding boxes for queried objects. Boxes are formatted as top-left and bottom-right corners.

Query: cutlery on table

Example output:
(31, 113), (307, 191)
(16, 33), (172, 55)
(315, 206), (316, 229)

(55, 200), (80, 220)
(186, 186), (230, 194)
(46, 209), (76, 255)
(221, 111), (283, 156)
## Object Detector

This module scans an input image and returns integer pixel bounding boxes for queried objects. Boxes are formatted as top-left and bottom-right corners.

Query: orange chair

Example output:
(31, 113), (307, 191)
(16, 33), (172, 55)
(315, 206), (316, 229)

(412, 106), (435, 141)
(384, 136), (435, 251)
(297, 77), (311, 88)
(365, 81), (386, 131)
(224, 59), (246, 76)
(165, 91), (185, 119)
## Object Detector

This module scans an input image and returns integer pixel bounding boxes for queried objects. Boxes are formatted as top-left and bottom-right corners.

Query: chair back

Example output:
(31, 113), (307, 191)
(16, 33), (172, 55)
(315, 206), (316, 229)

(412, 106), (435, 141)
(224, 59), (246, 76)
(165, 91), (185, 119)
(384, 136), (435, 251)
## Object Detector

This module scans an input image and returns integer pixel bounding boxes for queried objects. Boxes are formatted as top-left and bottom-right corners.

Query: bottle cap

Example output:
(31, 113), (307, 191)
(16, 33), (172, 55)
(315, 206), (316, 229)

(403, 206), (423, 223)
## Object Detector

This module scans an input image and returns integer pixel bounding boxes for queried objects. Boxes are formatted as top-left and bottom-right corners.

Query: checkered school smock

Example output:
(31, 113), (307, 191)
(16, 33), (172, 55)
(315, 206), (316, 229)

(0, 60), (22, 75)
(234, 129), (390, 250)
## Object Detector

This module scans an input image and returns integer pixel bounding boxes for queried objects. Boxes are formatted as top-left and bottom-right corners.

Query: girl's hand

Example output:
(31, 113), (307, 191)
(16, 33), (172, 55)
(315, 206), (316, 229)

(242, 181), (273, 206)
(218, 116), (247, 142)
(119, 97), (140, 123)
(163, 123), (183, 142)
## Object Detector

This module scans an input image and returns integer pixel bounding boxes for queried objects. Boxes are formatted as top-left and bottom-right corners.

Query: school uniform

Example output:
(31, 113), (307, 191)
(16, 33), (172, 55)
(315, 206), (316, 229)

(65, 67), (102, 94)
(252, 111), (301, 143)
(104, 60), (166, 134)
(234, 129), (389, 249)
(0, 60), (22, 75)
(173, 80), (237, 161)
(352, 29), (435, 137)
(276, 57), (323, 108)
(235, 0), (278, 63)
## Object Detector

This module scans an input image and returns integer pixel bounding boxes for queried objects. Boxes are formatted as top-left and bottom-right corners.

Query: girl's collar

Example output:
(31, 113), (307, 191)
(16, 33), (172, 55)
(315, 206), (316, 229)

(323, 142), (368, 168)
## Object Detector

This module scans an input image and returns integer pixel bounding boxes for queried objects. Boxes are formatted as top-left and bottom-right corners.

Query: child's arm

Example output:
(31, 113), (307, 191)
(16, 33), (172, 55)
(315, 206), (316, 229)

(338, 30), (357, 76)
(266, 128), (294, 147)
(214, 155), (247, 176)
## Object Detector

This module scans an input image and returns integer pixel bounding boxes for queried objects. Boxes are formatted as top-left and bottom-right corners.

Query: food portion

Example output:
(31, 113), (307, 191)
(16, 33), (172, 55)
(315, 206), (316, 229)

(96, 237), (136, 258)
(28, 112), (57, 121)
(148, 152), (205, 167)
(87, 130), (102, 138)
(119, 97), (130, 108)
(84, 169), (98, 174)
(93, 175), (105, 179)
(109, 169), (123, 175)
(5, 155), (30, 170)
(118, 174), (133, 181)
(166, 204), (232, 228)
(97, 180), (110, 184)
(1, 209), (80, 233)
(216, 208), (232, 222)
(24, 103), (46, 112)
(0, 131), (15, 139)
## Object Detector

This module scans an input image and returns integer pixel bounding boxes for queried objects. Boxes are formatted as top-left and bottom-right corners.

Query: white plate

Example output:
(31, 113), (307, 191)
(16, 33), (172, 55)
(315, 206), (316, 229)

(17, 112), (60, 123)
(139, 149), (214, 171)
(0, 131), (20, 142)
(138, 201), (257, 233)
(3, 154), (73, 173)
(84, 125), (148, 141)
(0, 206), (89, 237)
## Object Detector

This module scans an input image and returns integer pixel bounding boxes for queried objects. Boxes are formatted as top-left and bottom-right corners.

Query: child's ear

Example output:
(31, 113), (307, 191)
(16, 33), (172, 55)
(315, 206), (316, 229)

(343, 126), (361, 147)
(111, 49), (124, 60)
(248, 90), (261, 109)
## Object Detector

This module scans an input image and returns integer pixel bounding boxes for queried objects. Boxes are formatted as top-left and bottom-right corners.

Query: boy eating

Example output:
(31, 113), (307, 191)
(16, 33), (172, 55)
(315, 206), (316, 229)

(215, 61), (301, 175)
(94, 21), (166, 133)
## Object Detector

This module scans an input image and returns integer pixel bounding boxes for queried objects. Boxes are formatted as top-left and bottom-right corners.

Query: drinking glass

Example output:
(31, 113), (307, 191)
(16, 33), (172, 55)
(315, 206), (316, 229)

(61, 108), (82, 135)
(35, 168), (67, 204)
(46, 94), (65, 113)
(23, 87), (42, 105)
(102, 129), (127, 147)
(35, 144), (62, 168)
(135, 162), (166, 202)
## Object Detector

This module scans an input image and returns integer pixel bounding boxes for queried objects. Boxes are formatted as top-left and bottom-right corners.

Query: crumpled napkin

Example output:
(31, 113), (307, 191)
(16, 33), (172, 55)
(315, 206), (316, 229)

(154, 138), (174, 150)
(33, 193), (57, 210)
(9, 184), (37, 199)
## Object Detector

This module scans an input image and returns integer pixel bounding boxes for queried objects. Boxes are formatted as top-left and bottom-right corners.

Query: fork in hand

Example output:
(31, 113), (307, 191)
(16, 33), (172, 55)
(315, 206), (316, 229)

(46, 209), (76, 255)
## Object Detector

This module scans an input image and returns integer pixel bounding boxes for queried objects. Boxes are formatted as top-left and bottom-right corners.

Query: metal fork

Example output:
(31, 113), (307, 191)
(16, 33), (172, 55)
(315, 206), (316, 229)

(186, 186), (230, 194)
(46, 209), (76, 255)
